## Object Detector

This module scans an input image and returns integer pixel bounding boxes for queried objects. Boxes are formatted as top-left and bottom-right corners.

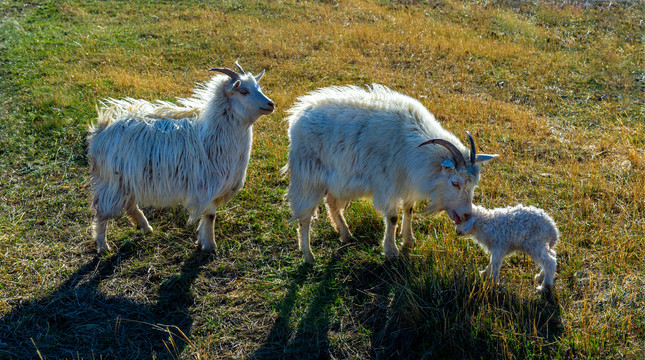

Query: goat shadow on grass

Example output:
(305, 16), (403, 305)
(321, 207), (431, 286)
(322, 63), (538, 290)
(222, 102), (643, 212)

(250, 248), (563, 360)
(249, 253), (342, 360)
(0, 241), (213, 359)
(350, 254), (564, 359)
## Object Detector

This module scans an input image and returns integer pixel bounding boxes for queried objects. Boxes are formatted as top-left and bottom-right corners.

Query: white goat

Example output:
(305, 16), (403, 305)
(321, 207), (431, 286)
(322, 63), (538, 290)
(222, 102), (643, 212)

(455, 204), (559, 292)
(284, 84), (498, 263)
(87, 62), (274, 253)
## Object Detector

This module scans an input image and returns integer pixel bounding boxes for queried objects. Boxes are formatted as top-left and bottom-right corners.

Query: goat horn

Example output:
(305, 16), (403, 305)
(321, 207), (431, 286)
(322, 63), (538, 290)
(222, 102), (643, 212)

(208, 67), (240, 80)
(467, 131), (476, 165)
(255, 69), (266, 82)
(418, 138), (467, 169)
(234, 60), (246, 74)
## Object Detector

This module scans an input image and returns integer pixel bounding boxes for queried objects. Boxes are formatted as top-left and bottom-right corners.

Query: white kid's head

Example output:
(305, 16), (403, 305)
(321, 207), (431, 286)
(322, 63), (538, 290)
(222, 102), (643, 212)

(455, 215), (476, 236)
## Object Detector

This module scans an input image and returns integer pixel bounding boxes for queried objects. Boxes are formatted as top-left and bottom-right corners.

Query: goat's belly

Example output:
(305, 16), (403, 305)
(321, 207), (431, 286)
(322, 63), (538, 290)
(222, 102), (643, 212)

(327, 173), (372, 201)
(136, 191), (188, 209)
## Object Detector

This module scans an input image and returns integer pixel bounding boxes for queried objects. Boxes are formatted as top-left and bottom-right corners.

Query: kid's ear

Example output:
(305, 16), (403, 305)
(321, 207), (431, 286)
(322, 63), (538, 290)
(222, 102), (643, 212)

(463, 217), (475, 232)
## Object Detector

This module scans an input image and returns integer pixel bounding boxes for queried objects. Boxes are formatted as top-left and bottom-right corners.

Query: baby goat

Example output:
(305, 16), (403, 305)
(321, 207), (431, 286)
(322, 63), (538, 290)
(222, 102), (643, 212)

(87, 62), (274, 253)
(455, 204), (559, 292)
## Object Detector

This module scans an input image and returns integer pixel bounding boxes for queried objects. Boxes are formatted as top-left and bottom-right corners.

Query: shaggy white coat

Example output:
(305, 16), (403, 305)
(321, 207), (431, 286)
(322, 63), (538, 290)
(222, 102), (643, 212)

(284, 84), (497, 263)
(88, 69), (274, 252)
(455, 204), (559, 292)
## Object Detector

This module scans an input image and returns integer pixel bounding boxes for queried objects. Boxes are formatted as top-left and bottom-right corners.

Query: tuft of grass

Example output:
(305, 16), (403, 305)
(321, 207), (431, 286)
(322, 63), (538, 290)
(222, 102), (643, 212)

(0, 0), (643, 359)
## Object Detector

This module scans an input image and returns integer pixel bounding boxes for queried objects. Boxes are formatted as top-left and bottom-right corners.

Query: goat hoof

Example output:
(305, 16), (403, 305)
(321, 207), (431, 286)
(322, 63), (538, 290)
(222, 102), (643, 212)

(537, 284), (554, 294)
(200, 241), (216, 252)
(141, 225), (153, 234)
(340, 233), (353, 244)
(303, 251), (315, 264)
(384, 248), (399, 259)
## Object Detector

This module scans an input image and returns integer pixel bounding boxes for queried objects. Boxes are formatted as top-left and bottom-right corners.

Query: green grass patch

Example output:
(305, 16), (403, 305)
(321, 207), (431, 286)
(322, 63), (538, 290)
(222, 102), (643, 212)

(0, 0), (643, 359)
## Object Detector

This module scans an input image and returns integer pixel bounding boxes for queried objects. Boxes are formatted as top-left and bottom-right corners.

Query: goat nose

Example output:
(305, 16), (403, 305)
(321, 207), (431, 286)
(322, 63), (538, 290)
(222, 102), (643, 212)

(267, 101), (275, 108)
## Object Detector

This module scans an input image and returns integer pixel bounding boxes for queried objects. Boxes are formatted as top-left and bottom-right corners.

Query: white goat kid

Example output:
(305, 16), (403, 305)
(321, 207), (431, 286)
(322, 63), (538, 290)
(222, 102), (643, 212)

(284, 84), (498, 263)
(455, 204), (560, 292)
(88, 62), (274, 253)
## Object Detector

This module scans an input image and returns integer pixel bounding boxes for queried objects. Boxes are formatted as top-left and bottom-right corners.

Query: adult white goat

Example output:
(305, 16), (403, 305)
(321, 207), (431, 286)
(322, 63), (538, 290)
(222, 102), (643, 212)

(284, 84), (498, 263)
(88, 62), (274, 253)
(455, 204), (559, 293)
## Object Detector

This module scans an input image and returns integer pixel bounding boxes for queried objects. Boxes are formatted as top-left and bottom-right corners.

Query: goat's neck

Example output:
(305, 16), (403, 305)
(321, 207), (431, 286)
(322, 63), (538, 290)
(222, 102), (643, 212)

(199, 111), (252, 163)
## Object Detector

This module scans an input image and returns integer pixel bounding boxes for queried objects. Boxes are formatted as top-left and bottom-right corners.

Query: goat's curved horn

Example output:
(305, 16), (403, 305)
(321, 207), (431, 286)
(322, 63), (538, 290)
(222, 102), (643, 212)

(208, 67), (239, 80)
(255, 69), (266, 82)
(234, 60), (245, 74)
(467, 131), (476, 165)
(418, 138), (467, 169)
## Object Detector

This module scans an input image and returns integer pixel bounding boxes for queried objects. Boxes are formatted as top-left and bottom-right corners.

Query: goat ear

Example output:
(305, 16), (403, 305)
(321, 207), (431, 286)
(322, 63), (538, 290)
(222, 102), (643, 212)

(227, 80), (241, 94)
(475, 153), (499, 164)
(441, 159), (456, 170)
(255, 69), (265, 82)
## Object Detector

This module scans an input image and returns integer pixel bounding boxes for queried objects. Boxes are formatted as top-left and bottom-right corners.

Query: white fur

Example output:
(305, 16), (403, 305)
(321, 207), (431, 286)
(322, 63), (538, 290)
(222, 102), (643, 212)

(455, 204), (560, 292)
(283, 84), (497, 263)
(88, 67), (274, 253)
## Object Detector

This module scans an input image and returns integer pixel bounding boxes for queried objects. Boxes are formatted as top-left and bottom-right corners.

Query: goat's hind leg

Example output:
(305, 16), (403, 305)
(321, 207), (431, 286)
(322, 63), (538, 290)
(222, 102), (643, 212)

(91, 189), (124, 253)
(535, 247), (557, 293)
(298, 213), (316, 264)
(126, 204), (153, 233)
(325, 193), (352, 243)
(290, 183), (325, 264)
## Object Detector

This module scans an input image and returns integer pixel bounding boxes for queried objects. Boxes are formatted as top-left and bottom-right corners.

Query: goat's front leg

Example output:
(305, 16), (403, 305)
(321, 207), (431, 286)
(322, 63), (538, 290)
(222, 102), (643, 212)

(382, 209), (399, 259)
(92, 217), (110, 253)
(197, 213), (216, 252)
(488, 250), (504, 284)
(401, 201), (415, 251)
(479, 264), (490, 277)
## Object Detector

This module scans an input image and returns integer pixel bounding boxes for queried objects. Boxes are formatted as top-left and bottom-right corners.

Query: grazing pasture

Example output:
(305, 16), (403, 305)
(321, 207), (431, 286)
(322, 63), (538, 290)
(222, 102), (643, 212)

(0, 0), (643, 359)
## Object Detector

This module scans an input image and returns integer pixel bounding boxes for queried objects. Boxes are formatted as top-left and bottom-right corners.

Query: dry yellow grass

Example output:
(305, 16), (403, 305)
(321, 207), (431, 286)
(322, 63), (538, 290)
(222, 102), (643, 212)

(0, 0), (643, 358)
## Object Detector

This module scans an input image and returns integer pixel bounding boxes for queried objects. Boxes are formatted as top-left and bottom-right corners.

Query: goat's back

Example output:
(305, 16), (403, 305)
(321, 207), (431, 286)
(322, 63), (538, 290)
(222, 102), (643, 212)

(286, 85), (464, 189)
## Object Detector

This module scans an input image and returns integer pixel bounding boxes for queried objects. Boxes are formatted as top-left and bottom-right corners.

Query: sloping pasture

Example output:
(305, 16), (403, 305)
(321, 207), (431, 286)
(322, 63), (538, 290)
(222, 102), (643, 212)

(0, 1), (643, 358)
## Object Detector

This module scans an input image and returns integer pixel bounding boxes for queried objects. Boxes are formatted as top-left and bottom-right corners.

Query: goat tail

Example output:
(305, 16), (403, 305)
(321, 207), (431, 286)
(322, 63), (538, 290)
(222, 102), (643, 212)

(89, 104), (115, 136)
(549, 227), (560, 249)
(279, 163), (290, 178)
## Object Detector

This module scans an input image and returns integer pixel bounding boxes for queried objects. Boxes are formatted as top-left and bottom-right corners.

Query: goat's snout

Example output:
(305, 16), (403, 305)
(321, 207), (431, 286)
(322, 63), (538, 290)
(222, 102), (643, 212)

(261, 100), (275, 113)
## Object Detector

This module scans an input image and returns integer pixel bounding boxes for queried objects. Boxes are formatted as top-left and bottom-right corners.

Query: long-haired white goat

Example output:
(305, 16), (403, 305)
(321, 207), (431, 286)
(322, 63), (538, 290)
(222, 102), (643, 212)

(87, 62), (274, 253)
(455, 204), (559, 292)
(284, 84), (498, 263)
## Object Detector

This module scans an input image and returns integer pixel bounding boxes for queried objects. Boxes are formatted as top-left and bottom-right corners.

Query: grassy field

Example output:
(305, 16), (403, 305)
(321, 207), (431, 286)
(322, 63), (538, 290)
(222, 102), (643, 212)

(0, 0), (643, 358)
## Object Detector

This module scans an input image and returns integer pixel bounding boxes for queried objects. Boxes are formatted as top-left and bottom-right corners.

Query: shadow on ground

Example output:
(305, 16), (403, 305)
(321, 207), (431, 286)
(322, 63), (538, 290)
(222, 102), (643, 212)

(0, 242), (212, 359)
(249, 242), (563, 360)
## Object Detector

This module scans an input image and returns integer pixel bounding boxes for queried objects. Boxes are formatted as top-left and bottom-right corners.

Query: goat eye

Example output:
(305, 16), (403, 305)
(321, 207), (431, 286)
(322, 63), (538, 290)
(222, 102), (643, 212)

(239, 89), (250, 95)
(452, 181), (461, 189)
